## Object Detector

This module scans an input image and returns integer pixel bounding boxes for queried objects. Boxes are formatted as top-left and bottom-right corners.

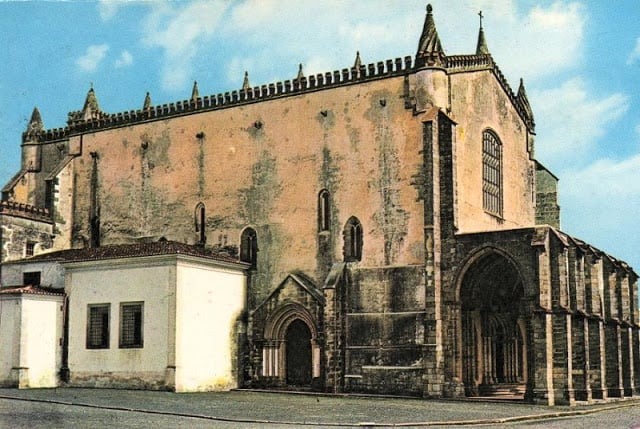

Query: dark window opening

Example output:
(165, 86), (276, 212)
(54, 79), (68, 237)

(343, 216), (363, 262)
(195, 202), (206, 245)
(318, 189), (330, 232)
(120, 302), (143, 348)
(87, 304), (110, 349)
(23, 271), (41, 286)
(240, 227), (258, 267)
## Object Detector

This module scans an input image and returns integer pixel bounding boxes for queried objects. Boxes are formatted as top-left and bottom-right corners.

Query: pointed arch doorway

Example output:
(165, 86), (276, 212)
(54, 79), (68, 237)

(261, 302), (321, 389)
(285, 319), (312, 386)
(458, 249), (528, 398)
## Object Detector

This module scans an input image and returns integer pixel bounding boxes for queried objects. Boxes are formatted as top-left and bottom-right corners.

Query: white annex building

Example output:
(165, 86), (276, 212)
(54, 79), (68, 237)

(0, 241), (248, 391)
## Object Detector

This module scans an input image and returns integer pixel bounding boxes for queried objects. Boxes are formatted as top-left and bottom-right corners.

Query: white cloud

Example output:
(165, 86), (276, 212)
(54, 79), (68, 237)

(142, 1), (230, 91)
(115, 50), (133, 68)
(99, 0), (120, 21)
(76, 44), (110, 72)
(530, 77), (629, 163)
(627, 37), (640, 65)
(561, 154), (640, 265)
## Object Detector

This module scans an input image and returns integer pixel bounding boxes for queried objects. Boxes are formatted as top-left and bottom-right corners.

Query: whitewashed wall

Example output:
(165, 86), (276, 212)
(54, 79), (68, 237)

(0, 293), (63, 388)
(66, 258), (173, 389)
(65, 254), (246, 392)
(174, 260), (246, 392)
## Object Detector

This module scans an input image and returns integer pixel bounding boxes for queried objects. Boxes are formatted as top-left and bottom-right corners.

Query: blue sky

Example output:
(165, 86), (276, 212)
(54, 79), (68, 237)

(0, 0), (639, 269)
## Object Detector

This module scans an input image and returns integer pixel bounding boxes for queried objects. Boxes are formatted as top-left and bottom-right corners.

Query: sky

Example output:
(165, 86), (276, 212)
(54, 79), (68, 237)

(0, 0), (639, 270)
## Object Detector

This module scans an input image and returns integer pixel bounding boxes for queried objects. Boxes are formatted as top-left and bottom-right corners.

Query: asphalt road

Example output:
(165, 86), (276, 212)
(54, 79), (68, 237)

(1, 388), (639, 428)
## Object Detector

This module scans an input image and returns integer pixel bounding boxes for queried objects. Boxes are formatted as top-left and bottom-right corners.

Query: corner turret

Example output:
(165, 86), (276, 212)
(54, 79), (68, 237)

(416, 4), (445, 68)
(23, 107), (44, 142)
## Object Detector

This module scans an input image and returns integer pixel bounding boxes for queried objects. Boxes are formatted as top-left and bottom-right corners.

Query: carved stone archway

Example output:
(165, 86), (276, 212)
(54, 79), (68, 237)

(457, 248), (528, 397)
(261, 302), (321, 386)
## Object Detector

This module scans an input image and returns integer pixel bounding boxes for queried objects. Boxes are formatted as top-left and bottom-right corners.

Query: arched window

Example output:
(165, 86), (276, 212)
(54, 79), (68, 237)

(195, 203), (206, 244)
(240, 227), (258, 267)
(318, 189), (330, 232)
(482, 130), (503, 216)
(343, 217), (363, 262)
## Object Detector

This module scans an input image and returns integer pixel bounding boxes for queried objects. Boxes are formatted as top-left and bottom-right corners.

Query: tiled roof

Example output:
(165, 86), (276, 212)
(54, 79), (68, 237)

(24, 241), (244, 266)
(0, 285), (64, 296)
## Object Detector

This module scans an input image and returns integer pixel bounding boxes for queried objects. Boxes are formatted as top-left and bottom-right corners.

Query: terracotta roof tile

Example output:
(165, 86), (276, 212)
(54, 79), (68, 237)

(0, 285), (64, 296)
(25, 241), (244, 266)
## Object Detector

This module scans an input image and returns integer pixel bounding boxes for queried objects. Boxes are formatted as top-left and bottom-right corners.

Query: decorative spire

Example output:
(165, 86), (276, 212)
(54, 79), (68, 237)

(81, 86), (101, 121)
(416, 4), (445, 67)
(24, 107), (44, 140)
(191, 81), (200, 101)
(475, 10), (490, 55)
(143, 92), (152, 110)
(296, 63), (304, 81)
(517, 78), (535, 129)
(242, 71), (250, 91)
(353, 51), (362, 69)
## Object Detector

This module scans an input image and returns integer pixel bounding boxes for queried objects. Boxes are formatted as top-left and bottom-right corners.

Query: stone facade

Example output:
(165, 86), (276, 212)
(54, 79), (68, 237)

(0, 5), (637, 404)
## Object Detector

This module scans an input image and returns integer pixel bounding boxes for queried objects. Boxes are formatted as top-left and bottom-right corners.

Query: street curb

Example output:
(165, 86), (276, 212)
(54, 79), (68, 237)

(1, 392), (639, 427)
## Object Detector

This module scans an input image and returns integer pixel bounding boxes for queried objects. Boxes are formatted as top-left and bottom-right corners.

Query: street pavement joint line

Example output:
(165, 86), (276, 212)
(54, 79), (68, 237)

(0, 394), (639, 427)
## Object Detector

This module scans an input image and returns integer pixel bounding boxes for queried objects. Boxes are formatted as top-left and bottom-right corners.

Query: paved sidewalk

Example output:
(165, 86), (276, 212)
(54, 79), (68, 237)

(0, 388), (639, 427)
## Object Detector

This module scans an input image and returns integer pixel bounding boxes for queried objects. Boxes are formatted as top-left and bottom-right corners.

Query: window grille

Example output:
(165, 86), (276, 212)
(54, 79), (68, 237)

(120, 302), (143, 348)
(87, 304), (110, 349)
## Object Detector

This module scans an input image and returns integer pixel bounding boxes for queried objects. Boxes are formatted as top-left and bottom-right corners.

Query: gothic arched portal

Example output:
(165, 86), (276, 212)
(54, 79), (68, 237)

(458, 249), (528, 397)
(261, 303), (321, 388)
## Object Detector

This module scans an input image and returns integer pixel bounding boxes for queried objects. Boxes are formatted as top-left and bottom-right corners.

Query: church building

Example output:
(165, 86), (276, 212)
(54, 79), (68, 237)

(0, 5), (638, 405)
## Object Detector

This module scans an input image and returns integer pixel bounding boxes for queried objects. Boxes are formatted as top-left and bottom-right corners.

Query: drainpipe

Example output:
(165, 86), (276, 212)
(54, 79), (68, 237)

(59, 295), (70, 383)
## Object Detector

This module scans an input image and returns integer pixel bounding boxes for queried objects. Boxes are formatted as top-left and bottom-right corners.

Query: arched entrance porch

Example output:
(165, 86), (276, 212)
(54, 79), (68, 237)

(261, 303), (321, 388)
(457, 249), (528, 398)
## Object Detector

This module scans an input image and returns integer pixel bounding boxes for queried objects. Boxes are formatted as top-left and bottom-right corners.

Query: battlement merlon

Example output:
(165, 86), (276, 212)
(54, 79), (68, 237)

(16, 4), (535, 146)
(0, 200), (52, 223)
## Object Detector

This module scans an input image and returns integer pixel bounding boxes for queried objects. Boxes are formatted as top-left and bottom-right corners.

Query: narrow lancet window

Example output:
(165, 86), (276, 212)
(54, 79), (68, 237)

(195, 202), (206, 244)
(482, 130), (503, 217)
(343, 216), (363, 262)
(240, 227), (258, 268)
(318, 189), (330, 232)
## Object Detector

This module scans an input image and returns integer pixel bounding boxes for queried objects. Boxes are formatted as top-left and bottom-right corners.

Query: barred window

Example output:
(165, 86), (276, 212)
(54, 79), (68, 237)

(120, 302), (143, 348)
(25, 241), (36, 257)
(482, 130), (503, 216)
(87, 304), (110, 349)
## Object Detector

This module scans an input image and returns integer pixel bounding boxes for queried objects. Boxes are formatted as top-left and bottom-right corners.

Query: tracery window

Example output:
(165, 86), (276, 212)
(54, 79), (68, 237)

(318, 189), (330, 232)
(482, 130), (503, 216)
(343, 217), (363, 262)
(240, 227), (258, 268)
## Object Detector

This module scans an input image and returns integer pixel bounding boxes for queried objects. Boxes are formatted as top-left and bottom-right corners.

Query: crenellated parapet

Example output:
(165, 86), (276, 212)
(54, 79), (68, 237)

(28, 51), (534, 142)
(0, 200), (51, 223)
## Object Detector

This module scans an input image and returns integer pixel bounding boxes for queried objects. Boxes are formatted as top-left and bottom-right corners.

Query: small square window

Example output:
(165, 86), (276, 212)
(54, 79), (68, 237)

(120, 302), (144, 348)
(25, 241), (36, 257)
(87, 304), (110, 349)
(23, 271), (41, 286)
